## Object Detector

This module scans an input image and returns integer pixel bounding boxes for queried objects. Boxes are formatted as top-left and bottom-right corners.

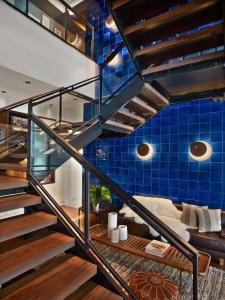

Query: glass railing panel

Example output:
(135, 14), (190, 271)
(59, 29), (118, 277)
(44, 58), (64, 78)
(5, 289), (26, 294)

(101, 46), (137, 104)
(28, 0), (66, 39)
(88, 173), (193, 299)
(29, 116), (198, 299)
(32, 96), (60, 126)
(0, 124), (26, 155)
(30, 120), (85, 235)
(31, 79), (100, 142)
(4, 0), (94, 58)
(66, 8), (86, 54)
(5, 0), (26, 12)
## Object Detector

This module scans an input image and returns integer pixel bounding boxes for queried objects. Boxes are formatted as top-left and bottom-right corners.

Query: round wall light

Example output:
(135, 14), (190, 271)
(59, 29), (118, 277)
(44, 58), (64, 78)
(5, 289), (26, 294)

(106, 51), (122, 67)
(189, 141), (212, 161)
(105, 15), (118, 32)
(136, 143), (154, 160)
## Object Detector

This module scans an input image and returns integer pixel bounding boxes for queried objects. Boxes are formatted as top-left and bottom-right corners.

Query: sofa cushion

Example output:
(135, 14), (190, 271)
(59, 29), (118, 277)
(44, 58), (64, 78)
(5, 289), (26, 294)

(197, 208), (221, 232)
(181, 203), (207, 227)
(189, 229), (225, 253)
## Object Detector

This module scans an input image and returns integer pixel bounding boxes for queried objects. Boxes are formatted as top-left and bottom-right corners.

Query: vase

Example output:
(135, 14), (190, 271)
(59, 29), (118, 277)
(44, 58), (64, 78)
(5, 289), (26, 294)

(93, 203), (99, 213)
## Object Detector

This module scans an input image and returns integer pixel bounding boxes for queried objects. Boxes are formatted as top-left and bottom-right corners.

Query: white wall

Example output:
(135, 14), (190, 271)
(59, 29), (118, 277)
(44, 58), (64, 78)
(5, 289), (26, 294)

(0, 0), (96, 213)
(0, 0), (97, 97)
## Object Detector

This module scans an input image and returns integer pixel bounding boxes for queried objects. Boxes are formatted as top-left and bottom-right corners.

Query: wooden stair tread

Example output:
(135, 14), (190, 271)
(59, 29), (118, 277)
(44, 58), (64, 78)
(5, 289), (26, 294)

(124, 0), (222, 46)
(0, 163), (27, 172)
(138, 84), (169, 107)
(125, 97), (157, 116)
(135, 23), (223, 64)
(68, 281), (122, 300)
(112, 0), (187, 28)
(112, 0), (131, 9)
(113, 110), (145, 124)
(105, 120), (134, 132)
(10, 153), (27, 159)
(0, 194), (41, 213)
(0, 212), (57, 243)
(0, 232), (75, 284)
(142, 50), (224, 76)
(0, 175), (27, 190)
(3, 257), (97, 300)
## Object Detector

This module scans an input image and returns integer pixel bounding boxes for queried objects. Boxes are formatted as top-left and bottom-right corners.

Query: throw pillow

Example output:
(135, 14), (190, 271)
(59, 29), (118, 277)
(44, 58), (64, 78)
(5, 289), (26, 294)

(181, 203), (208, 228)
(197, 208), (221, 233)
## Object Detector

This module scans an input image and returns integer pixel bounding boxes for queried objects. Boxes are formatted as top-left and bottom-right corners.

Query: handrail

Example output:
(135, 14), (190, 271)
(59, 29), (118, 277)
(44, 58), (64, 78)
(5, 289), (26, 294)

(28, 173), (129, 299)
(65, 116), (100, 140)
(30, 113), (198, 258)
(32, 76), (100, 107)
(100, 42), (124, 69)
(0, 75), (100, 113)
(3, 0), (94, 59)
(103, 72), (138, 106)
(30, 112), (199, 299)
(0, 88), (63, 113)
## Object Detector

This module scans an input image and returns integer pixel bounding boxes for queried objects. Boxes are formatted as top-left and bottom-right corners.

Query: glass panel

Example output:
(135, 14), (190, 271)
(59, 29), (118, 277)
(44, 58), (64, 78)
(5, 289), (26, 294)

(6, 0), (26, 12)
(88, 173), (192, 299)
(32, 79), (99, 143)
(101, 46), (137, 104)
(30, 121), (85, 235)
(33, 96), (60, 126)
(0, 123), (26, 155)
(30, 118), (196, 299)
(66, 8), (87, 54)
(28, 0), (66, 39)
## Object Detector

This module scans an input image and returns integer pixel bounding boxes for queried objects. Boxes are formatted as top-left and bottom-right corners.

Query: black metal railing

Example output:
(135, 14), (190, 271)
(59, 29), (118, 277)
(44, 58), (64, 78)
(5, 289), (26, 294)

(28, 111), (199, 300)
(99, 42), (140, 115)
(3, 0), (94, 59)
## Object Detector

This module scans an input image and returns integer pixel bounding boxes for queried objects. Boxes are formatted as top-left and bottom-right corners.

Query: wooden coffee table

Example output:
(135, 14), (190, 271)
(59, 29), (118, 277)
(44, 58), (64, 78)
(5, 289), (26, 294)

(90, 224), (211, 289)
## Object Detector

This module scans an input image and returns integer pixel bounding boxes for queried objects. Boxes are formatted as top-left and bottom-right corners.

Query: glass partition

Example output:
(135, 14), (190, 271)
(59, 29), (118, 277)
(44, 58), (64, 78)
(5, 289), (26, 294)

(32, 79), (100, 143)
(101, 46), (138, 105)
(30, 115), (199, 300)
(3, 0), (94, 59)
(30, 120), (86, 235)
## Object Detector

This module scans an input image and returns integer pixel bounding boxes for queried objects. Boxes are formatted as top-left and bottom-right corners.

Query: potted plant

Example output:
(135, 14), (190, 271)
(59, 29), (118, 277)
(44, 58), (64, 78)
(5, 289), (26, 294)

(90, 184), (112, 213)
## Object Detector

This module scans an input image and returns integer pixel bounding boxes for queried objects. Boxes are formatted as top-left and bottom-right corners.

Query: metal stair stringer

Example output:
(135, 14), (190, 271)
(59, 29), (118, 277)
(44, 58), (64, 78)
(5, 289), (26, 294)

(101, 76), (144, 122)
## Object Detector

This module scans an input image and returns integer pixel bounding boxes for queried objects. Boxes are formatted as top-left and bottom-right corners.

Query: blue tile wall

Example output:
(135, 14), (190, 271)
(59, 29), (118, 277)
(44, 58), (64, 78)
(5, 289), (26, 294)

(84, 99), (225, 209)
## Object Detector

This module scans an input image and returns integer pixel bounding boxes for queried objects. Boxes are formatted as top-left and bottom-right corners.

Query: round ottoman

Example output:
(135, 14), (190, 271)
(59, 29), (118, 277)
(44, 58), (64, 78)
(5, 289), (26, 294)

(129, 271), (180, 300)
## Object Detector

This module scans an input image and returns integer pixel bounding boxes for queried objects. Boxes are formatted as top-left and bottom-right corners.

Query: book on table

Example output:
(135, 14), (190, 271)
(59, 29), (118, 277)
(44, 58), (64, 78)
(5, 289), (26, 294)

(145, 240), (171, 257)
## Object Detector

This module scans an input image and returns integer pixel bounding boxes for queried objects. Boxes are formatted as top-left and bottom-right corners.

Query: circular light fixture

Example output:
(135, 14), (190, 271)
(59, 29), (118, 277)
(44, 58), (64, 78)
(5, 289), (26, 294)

(189, 141), (212, 161)
(106, 51), (122, 67)
(105, 15), (118, 32)
(136, 143), (154, 160)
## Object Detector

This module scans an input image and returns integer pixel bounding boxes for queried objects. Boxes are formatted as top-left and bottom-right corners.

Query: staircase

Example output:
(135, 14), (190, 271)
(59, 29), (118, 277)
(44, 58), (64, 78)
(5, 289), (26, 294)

(0, 192), (121, 300)
(109, 0), (225, 102)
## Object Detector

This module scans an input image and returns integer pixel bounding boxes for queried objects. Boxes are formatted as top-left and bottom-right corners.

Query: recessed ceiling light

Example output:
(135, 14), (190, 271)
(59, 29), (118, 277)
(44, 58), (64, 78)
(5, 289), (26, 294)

(1, 91), (7, 93)
(25, 81), (31, 84)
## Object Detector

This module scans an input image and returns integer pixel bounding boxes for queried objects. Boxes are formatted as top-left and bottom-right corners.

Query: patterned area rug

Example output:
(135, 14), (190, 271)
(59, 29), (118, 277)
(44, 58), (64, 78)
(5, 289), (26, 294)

(93, 241), (225, 300)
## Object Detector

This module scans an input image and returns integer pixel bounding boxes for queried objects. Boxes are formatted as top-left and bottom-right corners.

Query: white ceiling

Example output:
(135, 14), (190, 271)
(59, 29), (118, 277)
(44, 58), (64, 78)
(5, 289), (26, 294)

(0, 65), (55, 108)
(0, 65), (88, 109)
